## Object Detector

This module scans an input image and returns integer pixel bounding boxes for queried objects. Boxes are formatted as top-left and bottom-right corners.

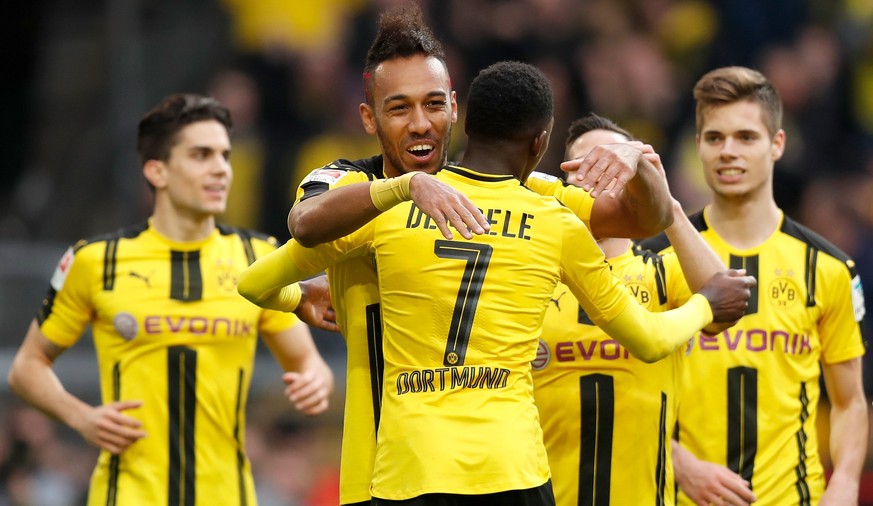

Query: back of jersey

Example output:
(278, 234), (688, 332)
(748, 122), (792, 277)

(368, 165), (586, 500)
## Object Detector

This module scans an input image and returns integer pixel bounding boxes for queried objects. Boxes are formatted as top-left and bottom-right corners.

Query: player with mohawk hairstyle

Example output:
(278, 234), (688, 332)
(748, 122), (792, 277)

(284, 4), (675, 505)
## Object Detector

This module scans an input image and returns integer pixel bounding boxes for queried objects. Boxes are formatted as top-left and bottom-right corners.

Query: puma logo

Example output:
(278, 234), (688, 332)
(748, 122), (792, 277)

(550, 291), (566, 311)
(129, 271), (153, 288)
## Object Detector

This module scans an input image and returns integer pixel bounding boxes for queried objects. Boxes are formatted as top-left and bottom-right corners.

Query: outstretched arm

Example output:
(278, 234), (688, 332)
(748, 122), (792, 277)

(8, 321), (147, 454)
(289, 172), (488, 246)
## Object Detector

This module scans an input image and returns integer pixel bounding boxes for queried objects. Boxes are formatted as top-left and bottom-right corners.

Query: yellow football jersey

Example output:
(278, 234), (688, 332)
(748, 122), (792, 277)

(281, 165), (713, 500)
(295, 156), (384, 505)
(642, 208), (867, 506)
(293, 159), (599, 504)
(533, 245), (692, 506)
(38, 221), (299, 506)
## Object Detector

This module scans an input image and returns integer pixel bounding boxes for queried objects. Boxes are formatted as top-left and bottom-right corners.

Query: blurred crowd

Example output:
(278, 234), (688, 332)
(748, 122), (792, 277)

(3, 0), (873, 504)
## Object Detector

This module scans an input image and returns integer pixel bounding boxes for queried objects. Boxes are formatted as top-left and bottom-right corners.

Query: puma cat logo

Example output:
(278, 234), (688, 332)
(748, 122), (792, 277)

(550, 290), (566, 311)
(129, 271), (152, 288)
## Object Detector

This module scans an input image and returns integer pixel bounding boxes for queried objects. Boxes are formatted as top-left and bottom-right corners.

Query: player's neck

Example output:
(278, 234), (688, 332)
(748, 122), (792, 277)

(706, 194), (781, 249)
(150, 207), (216, 243)
(598, 237), (632, 259)
(460, 140), (526, 179)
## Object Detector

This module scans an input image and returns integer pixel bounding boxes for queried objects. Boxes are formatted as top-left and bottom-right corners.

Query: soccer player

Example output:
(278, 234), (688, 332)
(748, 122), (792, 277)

(640, 66), (868, 506)
(285, 6), (674, 505)
(6, 93), (335, 506)
(239, 60), (756, 505)
(534, 113), (756, 506)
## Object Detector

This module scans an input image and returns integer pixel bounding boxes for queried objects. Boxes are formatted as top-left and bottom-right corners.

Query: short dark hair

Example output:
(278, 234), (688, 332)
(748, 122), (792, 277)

(565, 113), (634, 158)
(465, 61), (553, 141)
(693, 66), (783, 137)
(136, 93), (232, 166)
(363, 3), (446, 104)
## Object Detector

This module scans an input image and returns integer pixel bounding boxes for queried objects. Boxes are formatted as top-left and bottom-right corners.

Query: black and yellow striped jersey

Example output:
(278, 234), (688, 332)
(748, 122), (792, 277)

(38, 220), (300, 506)
(292, 158), (596, 504)
(533, 245), (692, 506)
(641, 208), (867, 506)
(278, 165), (713, 500)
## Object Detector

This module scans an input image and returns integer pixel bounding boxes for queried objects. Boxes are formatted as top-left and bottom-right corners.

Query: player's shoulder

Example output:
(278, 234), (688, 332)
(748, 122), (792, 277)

(524, 170), (567, 191)
(216, 224), (279, 261)
(779, 215), (856, 272)
(71, 222), (150, 257)
(302, 155), (384, 185)
(638, 210), (707, 253)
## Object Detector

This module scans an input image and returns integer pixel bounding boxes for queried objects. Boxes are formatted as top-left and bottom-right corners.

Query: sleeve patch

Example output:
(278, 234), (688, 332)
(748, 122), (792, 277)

(51, 247), (75, 291)
(301, 168), (349, 186)
(527, 171), (559, 183)
(851, 274), (866, 322)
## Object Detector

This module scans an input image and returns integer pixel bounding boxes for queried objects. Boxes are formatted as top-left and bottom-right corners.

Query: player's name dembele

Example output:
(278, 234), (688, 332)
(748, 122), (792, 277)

(406, 204), (534, 241)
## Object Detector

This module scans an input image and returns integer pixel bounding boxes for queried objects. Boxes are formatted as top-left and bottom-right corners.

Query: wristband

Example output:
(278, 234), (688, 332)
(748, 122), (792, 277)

(369, 172), (419, 211)
(277, 283), (303, 311)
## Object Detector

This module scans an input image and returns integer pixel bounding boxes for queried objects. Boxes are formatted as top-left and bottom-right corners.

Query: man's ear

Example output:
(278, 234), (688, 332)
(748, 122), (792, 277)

(360, 103), (377, 135)
(531, 129), (549, 159)
(450, 90), (458, 124)
(143, 160), (167, 189)
(771, 129), (786, 161)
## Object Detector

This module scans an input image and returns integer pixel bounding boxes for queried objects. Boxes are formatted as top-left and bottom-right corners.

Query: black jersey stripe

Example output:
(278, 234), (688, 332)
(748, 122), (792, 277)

(168, 346), (197, 506)
(804, 246), (818, 307)
(37, 287), (58, 324)
(103, 237), (119, 290)
(655, 392), (668, 506)
(444, 165), (515, 182)
(366, 304), (384, 432)
(794, 383), (811, 505)
(170, 250), (203, 302)
(579, 373), (614, 506)
(727, 366), (757, 486)
(729, 255), (759, 314)
(233, 368), (248, 506)
(105, 363), (121, 506)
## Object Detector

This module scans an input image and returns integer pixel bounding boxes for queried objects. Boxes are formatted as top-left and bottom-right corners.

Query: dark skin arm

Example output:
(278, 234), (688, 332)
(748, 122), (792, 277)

(561, 143), (672, 239)
(288, 173), (489, 247)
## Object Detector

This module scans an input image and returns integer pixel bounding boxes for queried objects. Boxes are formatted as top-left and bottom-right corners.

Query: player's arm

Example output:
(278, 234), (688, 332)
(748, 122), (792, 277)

(561, 220), (754, 362)
(261, 320), (335, 416)
(7, 321), (147, 454)
(560, 143), (672, 238)
(671, 440), (757, 506)
(662, 198), (735, 335)
(288, 171), (488, 246)
(239, 227), (373, 311)
(819, 357), (867, 505)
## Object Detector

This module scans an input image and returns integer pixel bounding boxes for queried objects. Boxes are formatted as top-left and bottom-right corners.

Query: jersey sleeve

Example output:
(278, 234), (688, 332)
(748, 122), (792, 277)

(525, 172), (595, 230)
(294, 164), (374, 205)
(559, 213), (712, 362)
(238, 223), (375, 311)
(249, 238), (303, 334)
(38, 243), (96, 348)
(818, 257), (867, 364)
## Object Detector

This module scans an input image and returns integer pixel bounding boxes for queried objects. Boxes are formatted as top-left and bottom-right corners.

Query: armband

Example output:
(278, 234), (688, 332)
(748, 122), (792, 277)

(369, 172), (419, 211)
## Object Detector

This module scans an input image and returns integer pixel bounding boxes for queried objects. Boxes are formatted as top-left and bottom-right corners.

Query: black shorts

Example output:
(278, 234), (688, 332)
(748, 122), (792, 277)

(370, 480), (555, 506)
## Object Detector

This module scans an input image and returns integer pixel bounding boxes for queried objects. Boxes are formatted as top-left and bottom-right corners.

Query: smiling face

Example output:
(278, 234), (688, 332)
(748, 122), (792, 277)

(147, 120), (232, 220)
(360, 54), (457, 178)
(697, 100), (785, 202)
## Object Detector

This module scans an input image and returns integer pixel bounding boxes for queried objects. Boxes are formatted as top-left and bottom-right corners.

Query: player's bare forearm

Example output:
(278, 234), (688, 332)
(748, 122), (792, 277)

(588, 157), (672, 239)
(821, 358), (867, 504)
(288, 182), (381, 247)
(619, 155), (672, 236)
(8, 321), (88, 427)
